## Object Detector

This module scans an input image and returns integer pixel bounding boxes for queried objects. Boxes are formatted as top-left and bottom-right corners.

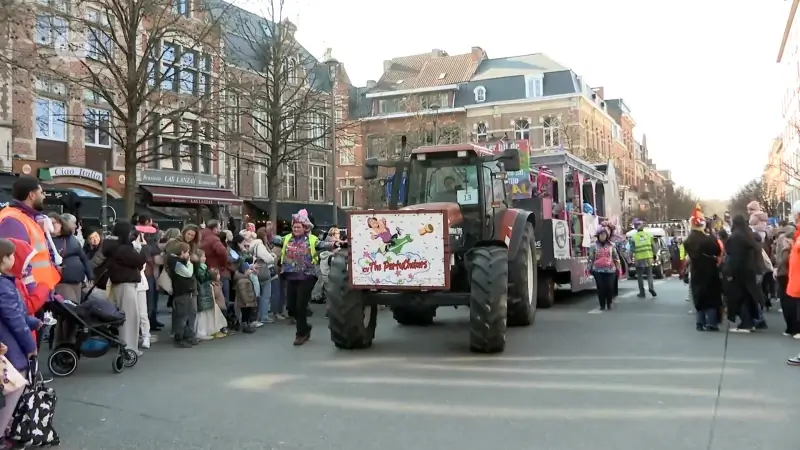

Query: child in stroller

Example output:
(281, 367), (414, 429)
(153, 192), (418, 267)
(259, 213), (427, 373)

(46, 288), (139, 377)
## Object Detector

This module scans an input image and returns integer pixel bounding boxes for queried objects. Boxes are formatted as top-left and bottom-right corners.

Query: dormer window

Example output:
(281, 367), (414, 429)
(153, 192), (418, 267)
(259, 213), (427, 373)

(524, 74), (543, 98)
(437, 73), (446, 80)
(474, 86), (486, 103)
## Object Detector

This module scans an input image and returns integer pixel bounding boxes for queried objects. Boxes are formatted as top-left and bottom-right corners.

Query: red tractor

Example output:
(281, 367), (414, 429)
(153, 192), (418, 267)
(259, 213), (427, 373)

(326, 143), (538, 353)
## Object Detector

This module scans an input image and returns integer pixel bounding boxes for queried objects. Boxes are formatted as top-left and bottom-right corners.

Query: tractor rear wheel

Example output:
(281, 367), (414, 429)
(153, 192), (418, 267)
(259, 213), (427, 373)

(327, 251), (377, 349)
(469, 245), (508, 353)
(392, 306), (436, 326)
(508, 223), (536, 326)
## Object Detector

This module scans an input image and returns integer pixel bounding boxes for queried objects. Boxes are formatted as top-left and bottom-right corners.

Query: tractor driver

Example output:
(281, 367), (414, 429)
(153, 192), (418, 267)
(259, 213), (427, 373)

(431, 176), (460, 202)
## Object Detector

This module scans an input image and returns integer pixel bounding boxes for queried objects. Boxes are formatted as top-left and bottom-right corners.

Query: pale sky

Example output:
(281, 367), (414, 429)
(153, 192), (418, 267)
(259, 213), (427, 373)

(241, 0), (789, 200)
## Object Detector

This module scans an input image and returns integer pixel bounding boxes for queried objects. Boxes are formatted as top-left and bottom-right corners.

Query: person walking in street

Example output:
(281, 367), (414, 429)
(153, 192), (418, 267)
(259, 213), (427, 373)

(683, 207), (723, 331)
(588, 227), (621, 311)
(630, 219), (657, 298)
(274, 209), (337, 345)
(724, 215), (763, 333)
(103, 221), (147, 356)
(774, 224), (798, 338)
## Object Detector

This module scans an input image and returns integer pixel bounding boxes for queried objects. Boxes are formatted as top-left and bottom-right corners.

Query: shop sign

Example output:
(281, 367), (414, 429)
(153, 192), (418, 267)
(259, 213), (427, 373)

(40, 166), (103, 183)
(140, 170), (219, 188)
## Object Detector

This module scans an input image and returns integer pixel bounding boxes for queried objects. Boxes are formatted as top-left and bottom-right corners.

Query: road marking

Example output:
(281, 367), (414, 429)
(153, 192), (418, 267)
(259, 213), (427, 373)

(397, 362), (749, 376)
(287, 392), (787, 421)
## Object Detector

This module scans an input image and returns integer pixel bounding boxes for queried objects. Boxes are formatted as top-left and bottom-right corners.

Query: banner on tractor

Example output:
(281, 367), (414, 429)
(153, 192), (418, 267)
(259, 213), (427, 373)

(347, 210), (450, 289)
(489, 139), (531, 199)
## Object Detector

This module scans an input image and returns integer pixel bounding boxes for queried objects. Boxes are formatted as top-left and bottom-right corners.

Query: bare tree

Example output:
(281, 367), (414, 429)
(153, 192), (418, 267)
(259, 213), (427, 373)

(7, 0), (231, 216)
(218, 0), (340, 222)
(546, 108), (582, 156)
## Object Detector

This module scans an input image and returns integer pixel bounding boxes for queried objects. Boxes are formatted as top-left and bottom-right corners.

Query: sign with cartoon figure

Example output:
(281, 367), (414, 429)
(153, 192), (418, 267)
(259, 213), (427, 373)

(348, 210), (450, 289)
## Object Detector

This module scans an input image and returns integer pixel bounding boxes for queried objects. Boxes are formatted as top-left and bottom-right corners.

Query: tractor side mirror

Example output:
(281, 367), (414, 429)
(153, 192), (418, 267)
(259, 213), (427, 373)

(498, 148), (521, 171)
(363, 158), (379, 180)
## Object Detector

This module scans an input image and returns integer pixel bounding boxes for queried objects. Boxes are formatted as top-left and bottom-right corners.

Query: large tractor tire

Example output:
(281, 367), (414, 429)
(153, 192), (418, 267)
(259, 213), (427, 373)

(392, 306), (436, 326)
(508, 223), (537, 326)
(537, 273), (555, 309)
(468, 245), (508, 353)
(327, 251), (377, 350)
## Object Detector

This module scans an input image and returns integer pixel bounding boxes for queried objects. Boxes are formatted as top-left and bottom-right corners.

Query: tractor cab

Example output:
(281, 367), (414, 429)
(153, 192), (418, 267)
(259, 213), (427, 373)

(363, 143), (520, 252)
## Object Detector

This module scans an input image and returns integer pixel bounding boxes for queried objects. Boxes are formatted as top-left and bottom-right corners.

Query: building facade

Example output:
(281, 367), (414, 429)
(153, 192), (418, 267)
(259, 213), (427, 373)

(778, 0), (800, 204)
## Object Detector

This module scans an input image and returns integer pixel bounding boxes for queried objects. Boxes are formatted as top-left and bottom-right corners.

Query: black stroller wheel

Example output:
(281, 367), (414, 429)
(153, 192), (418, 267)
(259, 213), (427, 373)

(112, 355), (125, 373)
(48, 347), (78, 377)
(123, 349), (138, 368)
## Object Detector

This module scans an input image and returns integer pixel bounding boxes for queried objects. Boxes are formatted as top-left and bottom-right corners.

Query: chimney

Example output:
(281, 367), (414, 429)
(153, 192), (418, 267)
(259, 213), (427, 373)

(593, 86), (604, 99)
(431, 49), (445, 57)
(470, 46), (486, 62)
(366, 80), (377, 89)
(383, 60), (393, 72)
(280, 18), (297, 38)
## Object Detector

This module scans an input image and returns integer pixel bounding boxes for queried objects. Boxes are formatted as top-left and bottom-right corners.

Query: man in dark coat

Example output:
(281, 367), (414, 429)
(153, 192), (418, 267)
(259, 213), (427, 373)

(723, 215), (764, 332)
(684, 228), (723, 331)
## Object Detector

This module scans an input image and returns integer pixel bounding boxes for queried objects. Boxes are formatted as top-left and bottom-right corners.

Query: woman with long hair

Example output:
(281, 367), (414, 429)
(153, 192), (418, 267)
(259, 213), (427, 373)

(588, 227), (621, 311)
(51, 213), (92, 302)
(724, 215), (764, 333)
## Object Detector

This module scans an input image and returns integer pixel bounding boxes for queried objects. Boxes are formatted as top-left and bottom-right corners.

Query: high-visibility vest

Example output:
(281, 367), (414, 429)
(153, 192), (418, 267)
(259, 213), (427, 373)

(786, 234), (800, 297)
(0, 207), (61, 291)
(678, 244), (685, 260)
(632, 231), (654, 261)
(280, 234), (319, 265)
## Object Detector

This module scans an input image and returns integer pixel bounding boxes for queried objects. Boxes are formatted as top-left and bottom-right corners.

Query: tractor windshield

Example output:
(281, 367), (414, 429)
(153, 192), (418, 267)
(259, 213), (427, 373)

(405, 153), (481, 206)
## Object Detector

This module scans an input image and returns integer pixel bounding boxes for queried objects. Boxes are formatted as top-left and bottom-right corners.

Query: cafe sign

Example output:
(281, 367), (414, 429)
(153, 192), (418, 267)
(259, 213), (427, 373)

(39, 166), (103, 183)
(140, 170), (219, 188)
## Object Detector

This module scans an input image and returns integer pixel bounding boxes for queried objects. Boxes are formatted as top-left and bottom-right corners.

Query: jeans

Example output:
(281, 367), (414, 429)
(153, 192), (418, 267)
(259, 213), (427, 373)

(593, 271), (615, 308)
(286, 276), (316, 336)
(172, 293), (197, 341)
(221, 277), (231, 307)
(146, 274), (158, 323)
(696, 308), (719, 329)
(258, 279), (272, 321)
(635, 263), (654, 294)
(270, 277), (284, 314)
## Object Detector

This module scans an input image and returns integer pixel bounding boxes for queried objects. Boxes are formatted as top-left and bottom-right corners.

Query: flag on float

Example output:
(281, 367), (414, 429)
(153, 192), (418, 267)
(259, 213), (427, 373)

(538, 165), (555, 177)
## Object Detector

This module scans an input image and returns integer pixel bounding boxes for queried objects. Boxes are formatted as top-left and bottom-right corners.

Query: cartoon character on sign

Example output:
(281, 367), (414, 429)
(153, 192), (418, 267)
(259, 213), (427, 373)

(367, 217), (408, 253)
(356, 216), (437, 285)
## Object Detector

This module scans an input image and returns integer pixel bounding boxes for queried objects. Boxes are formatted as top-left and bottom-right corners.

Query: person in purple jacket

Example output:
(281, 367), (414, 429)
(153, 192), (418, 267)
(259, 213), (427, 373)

(0, 238), (41, 442)
(273, 210), (337, 345)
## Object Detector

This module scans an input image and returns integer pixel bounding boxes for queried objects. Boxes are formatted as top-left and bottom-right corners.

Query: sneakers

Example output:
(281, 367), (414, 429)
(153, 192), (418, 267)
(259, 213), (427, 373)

(250, 321), (265, 328)
(141, 337), (151, 349)
(261, 316), (275, 324)
(787, 355), (800, 366)
(275, 313), (287, 320)
(212, 331), (227, 339)
(730, 327), (754, 333)
(242, 324), (256, 334)
(174, 340), (192, 348)
(649, 289), (657, 297)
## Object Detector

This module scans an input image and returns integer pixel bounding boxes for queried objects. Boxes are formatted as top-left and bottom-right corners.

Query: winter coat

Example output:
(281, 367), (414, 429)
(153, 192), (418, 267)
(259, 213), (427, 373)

(200, 228), (229, 275)
(166, 254), (196, 297)
(233, 270), (257, 308)
(723, 230), (762, 321)
(683, 230), (723, 311)
(195, 263), (214, 312)
(776, 231), (795, 277)
(211, 281), (225, 309)
(0, 275), (38, 371)
(53, 234), (92, 284)
(102, 222), (146, 285)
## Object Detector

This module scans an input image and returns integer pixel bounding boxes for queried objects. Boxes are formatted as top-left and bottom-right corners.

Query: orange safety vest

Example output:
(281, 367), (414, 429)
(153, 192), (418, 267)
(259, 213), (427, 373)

(0, 207), (60, 291)
(787, 234), (800, 298)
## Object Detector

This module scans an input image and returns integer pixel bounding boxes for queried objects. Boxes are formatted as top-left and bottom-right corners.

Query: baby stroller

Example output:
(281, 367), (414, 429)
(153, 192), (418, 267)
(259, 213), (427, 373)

(45, 286), (139, 377)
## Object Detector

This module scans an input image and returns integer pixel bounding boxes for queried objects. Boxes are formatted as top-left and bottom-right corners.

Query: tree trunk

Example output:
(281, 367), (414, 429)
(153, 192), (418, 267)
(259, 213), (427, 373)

(123, 140), (138, 219)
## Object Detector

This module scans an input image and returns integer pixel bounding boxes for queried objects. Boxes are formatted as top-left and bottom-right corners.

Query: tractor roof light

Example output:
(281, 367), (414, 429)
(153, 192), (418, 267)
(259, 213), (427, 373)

(457, 151), (468, 157)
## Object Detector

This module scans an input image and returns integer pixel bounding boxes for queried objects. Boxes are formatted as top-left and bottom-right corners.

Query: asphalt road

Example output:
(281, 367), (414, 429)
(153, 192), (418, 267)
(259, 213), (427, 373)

(48, 278), (796, 450)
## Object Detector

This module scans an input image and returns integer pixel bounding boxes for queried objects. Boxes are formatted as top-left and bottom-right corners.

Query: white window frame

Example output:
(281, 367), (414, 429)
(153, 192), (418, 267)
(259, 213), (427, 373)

(309, 164), (326, 202)
(254, 159), (270, 198)
(34, 14), (68, 51)
(475, 122), (488, 142)
(173, 0), (190, 17)
(35, 97), (67, 141)
(338, 135), (355, 165)
(474, 86), (486, 103)
(524, 75), (543, 98)
(339, 178), (356, 207)
(85, 8), (113, 60)
(84, 107), (111, 147)
(514, 119), (530, 141)
(285, 161), (297, 198)
(543, 116), (560, 148)
(288, 58), (298, 84)
(309, 112), (325, 148)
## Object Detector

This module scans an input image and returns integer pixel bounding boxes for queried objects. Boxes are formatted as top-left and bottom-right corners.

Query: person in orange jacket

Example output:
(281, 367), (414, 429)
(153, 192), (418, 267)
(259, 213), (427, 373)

(6, 238), (50, 343)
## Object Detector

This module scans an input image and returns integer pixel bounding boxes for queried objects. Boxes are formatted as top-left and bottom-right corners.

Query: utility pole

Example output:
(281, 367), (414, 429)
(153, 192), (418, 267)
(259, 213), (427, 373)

(325, 51), (339, 226)
(101, 159), (108, 234)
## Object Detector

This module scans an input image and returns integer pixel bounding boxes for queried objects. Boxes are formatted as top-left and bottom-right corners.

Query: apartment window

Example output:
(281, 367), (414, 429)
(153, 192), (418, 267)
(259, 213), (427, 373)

(367, 135), (387, 158)
(36, 0), (68, 12)
(230, 156), (238, 194)
(161, 42), (177, 91)
(524, 75), (543, 98)
(378, 98), (405, 114)
(85, 8), (113, 60)
(338, 135), (355, 165)
(34, 15), (68, 50)
(439, 127), (461, 145)
(611, 123), (621, 141)
(309, 113), (325, 148)
(474, 86), (486, 103)
(514, 119), (530, 141)
(475, 122), (487, 142)
(84, 107), (110, 147)
(226, 92), (240, 132)
(543, 116), (560, 148)
(199, 55), (212, 95)
(199, 122), (212, 173)
(173, 0), (190, 17)
(252, 99), (268, 138)
(285, 162), (297, 198)
(254, 159), (270, 198)
(35, 98), (66, 141)
(309, 164), (326, 201)
(157, 42), (211, 94)
(179, 50), (198, 94)
(419, 93), (448, 110)
(288, 58), (298, 84)
(340, 178), (356, 207)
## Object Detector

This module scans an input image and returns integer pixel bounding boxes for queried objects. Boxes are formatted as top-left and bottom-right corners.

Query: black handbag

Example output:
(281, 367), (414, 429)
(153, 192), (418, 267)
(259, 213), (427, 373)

(9, 358), (60, 447)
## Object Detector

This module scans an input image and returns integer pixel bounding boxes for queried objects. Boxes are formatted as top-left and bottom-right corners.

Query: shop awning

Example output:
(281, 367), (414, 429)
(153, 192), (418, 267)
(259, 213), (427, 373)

(246, 201), (347, 226)
(142, 186), (242, 205)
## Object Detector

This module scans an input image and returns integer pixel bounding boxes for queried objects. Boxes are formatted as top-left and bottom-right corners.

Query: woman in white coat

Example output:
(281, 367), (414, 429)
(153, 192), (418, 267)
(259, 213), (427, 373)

(253, 228), (276, 324)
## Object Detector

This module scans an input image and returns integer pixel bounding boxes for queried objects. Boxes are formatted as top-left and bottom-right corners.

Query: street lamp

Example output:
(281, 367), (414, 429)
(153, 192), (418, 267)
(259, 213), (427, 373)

(324, 53), (339, 225)
(430, 104), (440, 144)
